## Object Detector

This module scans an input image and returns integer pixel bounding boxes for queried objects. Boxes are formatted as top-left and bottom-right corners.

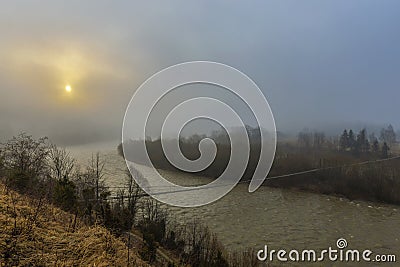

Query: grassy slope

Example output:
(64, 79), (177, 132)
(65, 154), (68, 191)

(0, 183), (149, 267)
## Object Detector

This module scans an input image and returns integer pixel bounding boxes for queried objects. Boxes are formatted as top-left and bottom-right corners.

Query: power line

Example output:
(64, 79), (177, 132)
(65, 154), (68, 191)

(102, 155), (400, 199)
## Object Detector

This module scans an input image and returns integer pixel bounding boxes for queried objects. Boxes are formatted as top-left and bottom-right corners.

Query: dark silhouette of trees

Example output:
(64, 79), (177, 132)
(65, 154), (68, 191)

(82, 153), (110, 224)
(297, 130), (312, 149)
(297, 130), (325, 149)
(48, 145), (75, 182)
(348, 130), (356, 151)
(125, 168), (144, 228)
(380, 124), (397, 145)
(339, 128), (392, 158)
(0, 133), (49, 191)
(53, 178), (77, 211)
(369, 133), (380, 153)
(382, 142), (390, 159)
(339, 130), (349, 151)
(313, 132), (325, 149)
(372, 139), (380, 153)
(356, 129), (370, 153)
(48, 146), (77, 212)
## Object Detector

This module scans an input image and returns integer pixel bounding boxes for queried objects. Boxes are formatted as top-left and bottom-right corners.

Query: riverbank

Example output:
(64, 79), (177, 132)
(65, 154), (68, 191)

(0, 182), (149, 266)
(120, 125), (400, 206)
(265, 150), (400, 205)
(124, 138), (400, 205)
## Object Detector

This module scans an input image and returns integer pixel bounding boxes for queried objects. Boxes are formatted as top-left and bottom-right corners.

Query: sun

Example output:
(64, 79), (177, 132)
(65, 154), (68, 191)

(65, 85), (72, 93)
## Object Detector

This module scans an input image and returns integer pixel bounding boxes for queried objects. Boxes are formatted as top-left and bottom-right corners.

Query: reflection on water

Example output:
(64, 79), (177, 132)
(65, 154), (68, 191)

(70, 149), (400, 262)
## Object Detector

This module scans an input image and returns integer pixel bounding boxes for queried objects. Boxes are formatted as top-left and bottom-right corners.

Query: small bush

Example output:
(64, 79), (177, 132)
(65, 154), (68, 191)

(53, 179), (77, 212)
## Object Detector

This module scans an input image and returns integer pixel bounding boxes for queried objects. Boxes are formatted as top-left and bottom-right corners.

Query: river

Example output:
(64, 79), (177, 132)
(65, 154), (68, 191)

(69, 147), (400, 265)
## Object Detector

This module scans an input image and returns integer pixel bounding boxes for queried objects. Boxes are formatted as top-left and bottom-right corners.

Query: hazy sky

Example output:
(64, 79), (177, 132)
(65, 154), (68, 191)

(1, 1), (399, 146)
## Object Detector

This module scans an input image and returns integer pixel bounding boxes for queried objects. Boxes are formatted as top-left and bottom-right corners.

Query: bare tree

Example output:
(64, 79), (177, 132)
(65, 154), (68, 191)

(86, 153), (109, 223)
(126, 168), (143, 224)
(298, 130), (312, 149)
(73, 153), (109, 224)
(380, 125), (397, 146)
(313, 131), (325, 148)
(1, 133), (49, 190)
(87, 153), (106, 202)
(47, 144), (75, 181)
(141, 199), (166, 223)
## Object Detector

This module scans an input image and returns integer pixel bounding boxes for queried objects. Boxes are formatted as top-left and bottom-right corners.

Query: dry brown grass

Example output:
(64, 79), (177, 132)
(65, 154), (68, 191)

(0, 183), (149, 267)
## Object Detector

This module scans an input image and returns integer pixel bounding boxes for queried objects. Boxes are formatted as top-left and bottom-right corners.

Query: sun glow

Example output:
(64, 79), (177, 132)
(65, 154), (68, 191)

(65, 85), (72, 92)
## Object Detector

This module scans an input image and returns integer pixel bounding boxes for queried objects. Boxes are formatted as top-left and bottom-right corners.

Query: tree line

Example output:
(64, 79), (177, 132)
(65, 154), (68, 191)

(338, 125), (396, 158)
(297, 125), (397, 159)
(121, 124), (400, 205)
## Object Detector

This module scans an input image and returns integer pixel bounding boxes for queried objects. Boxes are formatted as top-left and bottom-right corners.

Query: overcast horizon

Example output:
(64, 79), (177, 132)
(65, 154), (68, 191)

(1, 1), (399, 146)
